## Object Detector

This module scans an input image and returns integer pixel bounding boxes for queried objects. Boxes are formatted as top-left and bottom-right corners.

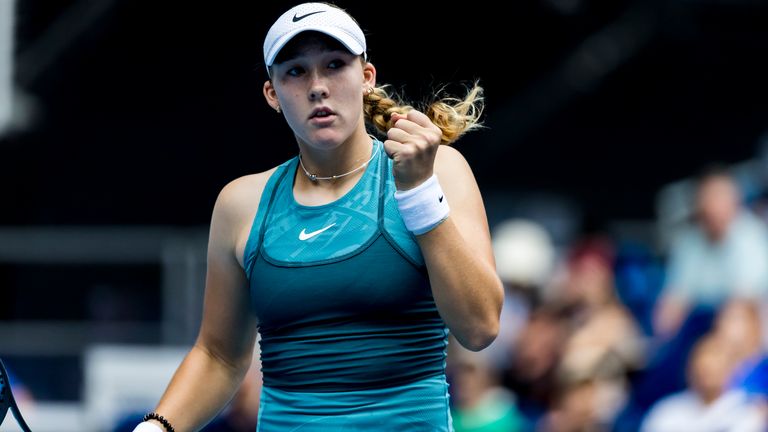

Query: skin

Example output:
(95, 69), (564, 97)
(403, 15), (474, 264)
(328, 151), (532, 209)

(688, 335), (735, 405)
(697, 175), (739, 241)
(147, 42), (503, 431)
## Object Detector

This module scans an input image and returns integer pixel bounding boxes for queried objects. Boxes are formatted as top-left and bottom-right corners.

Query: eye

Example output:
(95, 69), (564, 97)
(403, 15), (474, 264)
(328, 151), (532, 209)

(286, 66), (305, 77)
(328, 59), (346, 70)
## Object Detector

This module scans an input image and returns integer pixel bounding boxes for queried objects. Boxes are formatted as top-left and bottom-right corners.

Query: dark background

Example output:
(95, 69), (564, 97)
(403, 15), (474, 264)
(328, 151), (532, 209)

(3, 0), (768, 226)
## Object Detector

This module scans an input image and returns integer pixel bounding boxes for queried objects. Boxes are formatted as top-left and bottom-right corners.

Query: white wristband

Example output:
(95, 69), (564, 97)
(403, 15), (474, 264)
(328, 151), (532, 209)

(394, 174), (450, 235)
(133, 422), (164, 432)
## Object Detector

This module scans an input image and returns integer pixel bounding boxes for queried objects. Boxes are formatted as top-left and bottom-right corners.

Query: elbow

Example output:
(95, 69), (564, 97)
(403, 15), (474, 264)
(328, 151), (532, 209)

(462, 279), (504, 351)
(459, 318), (500, 352)
(193, 340), (253, 378)
(452, 277), (504, 351)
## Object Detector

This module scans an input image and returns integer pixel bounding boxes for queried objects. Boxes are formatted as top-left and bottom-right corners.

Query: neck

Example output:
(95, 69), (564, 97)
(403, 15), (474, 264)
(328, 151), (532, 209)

(699, 389), (720, 405)
(296, 130), (374, 188)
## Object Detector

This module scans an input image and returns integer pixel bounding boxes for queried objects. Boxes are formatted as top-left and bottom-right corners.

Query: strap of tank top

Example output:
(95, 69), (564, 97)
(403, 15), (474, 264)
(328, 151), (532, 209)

(377, 145), (423, 269)
(256, 160), (296, 250)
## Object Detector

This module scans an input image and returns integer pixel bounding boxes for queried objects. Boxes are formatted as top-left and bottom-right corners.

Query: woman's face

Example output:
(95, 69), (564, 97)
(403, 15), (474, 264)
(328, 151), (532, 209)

(264, 42), (375, 150)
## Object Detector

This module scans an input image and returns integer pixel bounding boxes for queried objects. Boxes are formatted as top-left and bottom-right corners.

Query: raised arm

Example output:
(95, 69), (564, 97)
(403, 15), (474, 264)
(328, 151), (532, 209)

(144, 177), (262, 432)
(419, 145), (503, 351)
(385, 111), (503, 351)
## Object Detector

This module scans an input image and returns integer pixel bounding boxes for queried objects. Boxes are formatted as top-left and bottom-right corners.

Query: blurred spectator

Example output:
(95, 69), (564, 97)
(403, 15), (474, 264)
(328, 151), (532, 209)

(654, 168), (768, 337)
(707, 300), (768, 431)
(538, 379), (596, 432)
(640, 333), (744, 432)
(493, 219), (556, 295)
(447, 337), (527, 432)
(539, 375), (626, 432)
(504, 305), (569, 425)
(641, 315), (768, 432)
(714, 300), (764, 363)
(718, 356), (768, 432)
(538, 236), (643, 431)
(618, 299), (764, 431)
(488, 219), (556, 369)
(559, 236), (644, 376)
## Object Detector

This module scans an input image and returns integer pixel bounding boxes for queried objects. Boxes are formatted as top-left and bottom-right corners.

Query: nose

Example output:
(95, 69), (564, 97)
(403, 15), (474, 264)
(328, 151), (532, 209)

(308, 72), (329, 100)
(309, 85), (328, 100)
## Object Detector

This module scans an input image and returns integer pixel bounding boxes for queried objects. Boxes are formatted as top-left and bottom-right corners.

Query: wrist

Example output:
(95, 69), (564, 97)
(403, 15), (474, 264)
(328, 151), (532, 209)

(141, 412), (176, 432)
(395, 172), (434, 192)
(133, 421), (164, 432)
(394, 174), (450, 235)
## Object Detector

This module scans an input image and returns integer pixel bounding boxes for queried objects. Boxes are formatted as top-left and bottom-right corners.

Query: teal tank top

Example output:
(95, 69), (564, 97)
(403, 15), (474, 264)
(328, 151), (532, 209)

(243, 140), (449, 392)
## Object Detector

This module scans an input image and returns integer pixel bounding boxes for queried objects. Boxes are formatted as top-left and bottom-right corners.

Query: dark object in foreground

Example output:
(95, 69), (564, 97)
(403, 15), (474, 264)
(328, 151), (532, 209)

(0, 358), (32, 432)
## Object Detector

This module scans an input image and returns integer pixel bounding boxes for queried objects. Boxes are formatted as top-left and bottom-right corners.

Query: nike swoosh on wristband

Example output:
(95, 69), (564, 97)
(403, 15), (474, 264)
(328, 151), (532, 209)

(293, 11), (325, 22)
(298, 223), (336, 241)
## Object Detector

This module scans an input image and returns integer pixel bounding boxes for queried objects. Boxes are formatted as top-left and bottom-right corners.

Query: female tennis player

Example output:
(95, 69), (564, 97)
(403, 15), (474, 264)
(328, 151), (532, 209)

(134, 3), (503, 431)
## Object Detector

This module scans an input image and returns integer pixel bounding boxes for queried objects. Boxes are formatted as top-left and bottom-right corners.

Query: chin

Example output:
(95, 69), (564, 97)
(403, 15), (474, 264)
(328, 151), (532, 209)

(304, 129), (349, 148)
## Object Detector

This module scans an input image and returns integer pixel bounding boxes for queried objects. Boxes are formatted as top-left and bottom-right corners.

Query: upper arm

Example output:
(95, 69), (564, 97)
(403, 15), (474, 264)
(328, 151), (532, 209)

(433, 145), (496, 270)
(196, 173), (271, 370)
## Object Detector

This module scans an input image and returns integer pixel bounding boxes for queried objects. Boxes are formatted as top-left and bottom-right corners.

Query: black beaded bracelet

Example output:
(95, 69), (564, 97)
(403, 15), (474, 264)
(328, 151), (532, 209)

(143, 412), (176, 432)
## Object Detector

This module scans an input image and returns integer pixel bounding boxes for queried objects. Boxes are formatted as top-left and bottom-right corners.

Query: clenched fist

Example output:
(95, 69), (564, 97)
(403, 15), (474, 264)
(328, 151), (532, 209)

(384, 110), (443, 191)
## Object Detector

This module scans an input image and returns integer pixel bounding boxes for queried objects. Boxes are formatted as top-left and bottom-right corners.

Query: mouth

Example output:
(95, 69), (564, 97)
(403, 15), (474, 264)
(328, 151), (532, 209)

(309, 107), (336, 120)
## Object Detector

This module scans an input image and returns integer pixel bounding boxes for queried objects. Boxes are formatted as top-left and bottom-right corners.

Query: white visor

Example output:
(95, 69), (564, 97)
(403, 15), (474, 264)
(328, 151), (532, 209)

(263, 3), (367, 70)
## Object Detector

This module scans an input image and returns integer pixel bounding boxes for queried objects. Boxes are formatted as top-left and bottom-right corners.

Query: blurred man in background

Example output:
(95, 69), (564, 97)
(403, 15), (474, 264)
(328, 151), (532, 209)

(642, 301), (768, 432)
(654, 168), (768, 337)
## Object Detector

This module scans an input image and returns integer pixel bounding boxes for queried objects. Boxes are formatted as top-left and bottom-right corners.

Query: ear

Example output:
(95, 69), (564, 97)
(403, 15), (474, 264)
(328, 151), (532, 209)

(362, 62), (376, 92)
(263, 80), (280, 111)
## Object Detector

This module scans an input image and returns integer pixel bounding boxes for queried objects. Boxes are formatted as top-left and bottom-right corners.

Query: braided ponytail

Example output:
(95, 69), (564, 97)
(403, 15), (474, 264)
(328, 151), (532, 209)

(363, 82), (484, 145)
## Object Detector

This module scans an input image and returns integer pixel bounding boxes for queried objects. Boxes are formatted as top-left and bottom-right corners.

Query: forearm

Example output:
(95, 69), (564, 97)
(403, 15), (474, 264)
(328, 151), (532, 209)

(147, 343), (251, 432)
(417, 217), (503, 351)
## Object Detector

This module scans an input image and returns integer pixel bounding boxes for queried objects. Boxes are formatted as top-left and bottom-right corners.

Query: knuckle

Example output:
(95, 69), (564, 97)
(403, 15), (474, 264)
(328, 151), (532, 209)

(415, 133), (432, 147)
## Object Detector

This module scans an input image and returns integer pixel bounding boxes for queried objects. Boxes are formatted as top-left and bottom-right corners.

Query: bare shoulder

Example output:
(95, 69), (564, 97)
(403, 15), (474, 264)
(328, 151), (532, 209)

(210, 167), (281, 268)
(434, 145), (477, 194)
(434, 145), (471, 173)
(214, 167), (279, 221)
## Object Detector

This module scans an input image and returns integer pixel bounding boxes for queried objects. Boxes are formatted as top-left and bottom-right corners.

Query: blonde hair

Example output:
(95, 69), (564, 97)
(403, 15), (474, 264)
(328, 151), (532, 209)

(363, 82), (485, 145)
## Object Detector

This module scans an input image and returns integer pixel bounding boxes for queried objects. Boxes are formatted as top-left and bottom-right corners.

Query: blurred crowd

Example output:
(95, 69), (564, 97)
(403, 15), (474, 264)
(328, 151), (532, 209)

(448, 166), (768, 432)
